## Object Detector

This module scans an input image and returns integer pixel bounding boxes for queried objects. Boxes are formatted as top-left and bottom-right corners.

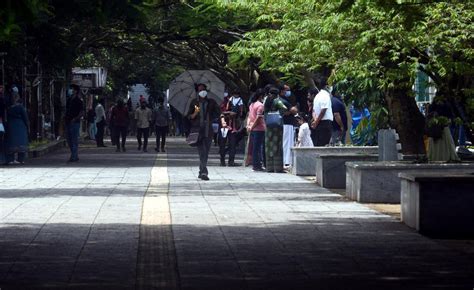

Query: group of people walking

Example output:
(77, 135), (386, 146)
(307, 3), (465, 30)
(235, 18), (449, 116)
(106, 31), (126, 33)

(186, 79), (349, 180)
(83, 95), (172, 156)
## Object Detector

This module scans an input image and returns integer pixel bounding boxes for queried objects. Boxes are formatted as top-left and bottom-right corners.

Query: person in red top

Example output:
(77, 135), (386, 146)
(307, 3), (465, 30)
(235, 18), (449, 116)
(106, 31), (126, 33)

(111, 99), (130, 152)
(247, 89), (266, 171)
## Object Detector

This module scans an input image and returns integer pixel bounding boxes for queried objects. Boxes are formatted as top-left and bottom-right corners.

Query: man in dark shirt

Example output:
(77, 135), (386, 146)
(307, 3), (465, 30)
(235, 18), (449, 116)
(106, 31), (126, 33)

(65, 84), (84, 162)
(279, 84), (298, 167)
(187, 83), (220, 180)
(330, 88), (348, 145)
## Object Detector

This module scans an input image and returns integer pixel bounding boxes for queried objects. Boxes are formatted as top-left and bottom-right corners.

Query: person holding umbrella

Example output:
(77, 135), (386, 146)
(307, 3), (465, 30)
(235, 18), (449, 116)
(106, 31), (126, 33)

(187, 83), (221, 181)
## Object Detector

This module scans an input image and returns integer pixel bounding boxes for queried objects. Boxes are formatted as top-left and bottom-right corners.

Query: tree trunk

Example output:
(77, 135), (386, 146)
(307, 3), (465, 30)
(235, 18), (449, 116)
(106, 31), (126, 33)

(385, 85), (426, 155)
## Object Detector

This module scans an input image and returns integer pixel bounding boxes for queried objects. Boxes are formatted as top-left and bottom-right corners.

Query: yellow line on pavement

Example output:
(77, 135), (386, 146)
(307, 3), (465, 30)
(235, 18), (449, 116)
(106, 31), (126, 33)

(136, 154), (180, 289)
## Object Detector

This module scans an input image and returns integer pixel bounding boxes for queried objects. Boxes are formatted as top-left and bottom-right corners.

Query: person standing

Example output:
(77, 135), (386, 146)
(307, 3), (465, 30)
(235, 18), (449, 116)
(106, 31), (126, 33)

(0, 85), (6, 164)
(5, 95), (29, 164)
(330, 88), (348, 146)
(86, 107), (96, 141)
(95, 98), (107, 147)
(135, 100), (152, 152)
(111, 99), (129, 152)
(65, 84), (84, 162)
(187, 83), (220, 181)
(264, 87), (288, 173)
(279, 84), (298, 168)
(247, 89), (266, 171)
(307, 88), (319, 146)
(220, 90), (245, 166)
(152, 99), (172, 152)
(296, 115), (314, 147)
(311, 79), (333, 146)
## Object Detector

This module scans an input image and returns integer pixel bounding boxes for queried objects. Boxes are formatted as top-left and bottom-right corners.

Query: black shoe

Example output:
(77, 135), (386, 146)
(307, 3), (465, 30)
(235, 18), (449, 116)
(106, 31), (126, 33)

(155, 148), (159, 152)
(228, 162), (240, 167)
(161, 148), (165, 152)
(220, 162), (226, 167)
(252, 167), (264, 172)
(67, 158), (79, 163)
(200, 175), (209, 181)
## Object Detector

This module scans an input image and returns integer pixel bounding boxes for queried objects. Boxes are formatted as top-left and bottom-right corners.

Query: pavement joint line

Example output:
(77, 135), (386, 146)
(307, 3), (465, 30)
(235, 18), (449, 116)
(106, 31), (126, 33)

(0, 168), (69, 221)
(3, 193), (75, 281)
(66, 174), (120, 285)
(196, 169), (250, 287)
(216, 169), (312, 280)
(136, 152), (180, 290)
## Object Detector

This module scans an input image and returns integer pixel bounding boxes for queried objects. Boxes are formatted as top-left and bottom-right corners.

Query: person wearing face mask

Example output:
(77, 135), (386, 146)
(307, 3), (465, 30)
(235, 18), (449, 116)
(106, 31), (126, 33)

(187, 83), (221, 181)
(135, 99), (152, 152)
(279, 84), (298, 169)
(264, 86), (288, 173)
(311, 78), (334, 146)
(219, 90), (245, 166)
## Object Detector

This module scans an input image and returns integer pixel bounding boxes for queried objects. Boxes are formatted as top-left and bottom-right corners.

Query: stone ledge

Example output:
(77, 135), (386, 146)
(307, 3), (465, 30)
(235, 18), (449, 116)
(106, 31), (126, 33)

(400, 172), (474, 238)
(291, 146), (378, 176)
(399, 172), (474, 182)
(29, 139), (66, 158)
(346, 161), (474, 170)
(346, 161), (474, 204)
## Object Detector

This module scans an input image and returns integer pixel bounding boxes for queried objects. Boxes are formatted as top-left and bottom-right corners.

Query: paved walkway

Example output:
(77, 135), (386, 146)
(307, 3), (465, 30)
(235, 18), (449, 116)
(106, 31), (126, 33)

(0, 137), (473, 289)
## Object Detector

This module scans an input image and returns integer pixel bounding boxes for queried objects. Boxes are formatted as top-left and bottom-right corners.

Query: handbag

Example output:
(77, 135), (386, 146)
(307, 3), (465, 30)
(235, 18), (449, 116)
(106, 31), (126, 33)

(186, 132), (200, 147)
(265, 111), (283, 128)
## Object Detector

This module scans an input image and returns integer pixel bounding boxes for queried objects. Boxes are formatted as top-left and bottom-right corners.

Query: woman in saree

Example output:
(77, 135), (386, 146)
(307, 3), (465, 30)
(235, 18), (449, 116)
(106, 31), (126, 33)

(264, 87), (288, 173)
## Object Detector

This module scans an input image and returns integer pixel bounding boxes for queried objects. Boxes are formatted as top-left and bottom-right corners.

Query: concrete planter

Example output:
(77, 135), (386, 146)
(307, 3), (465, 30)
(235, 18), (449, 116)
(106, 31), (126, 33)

(315, 154), (378, 189)
(291, 146), (378, 176)
(400, 173), (474, 238)
(346, 161), (474, 204)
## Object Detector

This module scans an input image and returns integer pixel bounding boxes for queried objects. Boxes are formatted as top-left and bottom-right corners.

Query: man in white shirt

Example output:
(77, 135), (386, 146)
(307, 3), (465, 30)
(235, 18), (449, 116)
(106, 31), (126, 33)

(95, 99), (107, 147)
(311, 80), (333, 146)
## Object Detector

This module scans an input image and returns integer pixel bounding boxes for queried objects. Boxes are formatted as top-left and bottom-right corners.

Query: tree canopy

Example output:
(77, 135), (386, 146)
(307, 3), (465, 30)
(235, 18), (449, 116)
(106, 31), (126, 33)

(1, 0), (473, 149)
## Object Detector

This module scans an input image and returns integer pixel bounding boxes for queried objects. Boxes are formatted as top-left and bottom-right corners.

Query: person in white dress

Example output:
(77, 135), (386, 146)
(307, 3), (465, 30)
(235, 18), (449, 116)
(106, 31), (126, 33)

(296, 115), (314, 147)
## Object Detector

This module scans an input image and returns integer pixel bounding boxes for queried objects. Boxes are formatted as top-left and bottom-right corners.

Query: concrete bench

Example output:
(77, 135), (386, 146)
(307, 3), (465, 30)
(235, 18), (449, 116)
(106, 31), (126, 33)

(315, 154), (378, 189)
(400, 173), (474, 238)
(291, 146), (378, 176)
(346, 162), (474, 203)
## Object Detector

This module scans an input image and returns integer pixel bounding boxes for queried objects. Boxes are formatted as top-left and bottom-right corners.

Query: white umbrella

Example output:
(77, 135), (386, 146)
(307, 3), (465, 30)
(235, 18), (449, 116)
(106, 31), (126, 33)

(168, 70), (225, 115)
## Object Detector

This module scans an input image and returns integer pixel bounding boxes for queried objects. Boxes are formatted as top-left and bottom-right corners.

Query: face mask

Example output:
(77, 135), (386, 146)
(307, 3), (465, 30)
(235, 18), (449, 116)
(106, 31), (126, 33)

(67, 89), (73, 96)
(224, 92), (228, 97)
(12, 87), (19, 94)
(198, 90), (208, 98)
(285, 90), (291, 98)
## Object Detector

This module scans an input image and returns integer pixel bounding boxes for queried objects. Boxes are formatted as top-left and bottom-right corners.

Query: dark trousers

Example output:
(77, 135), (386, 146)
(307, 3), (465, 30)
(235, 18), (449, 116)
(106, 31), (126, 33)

(137, 127), (149, 149)
(218, 131), (241, 164)
(96, 120), (105, 146)
(114, 126), (128, 149)
(197, 137), (212, 176)
(66, 122), (80, 161)
(314, 120), (332, 146)
(155, 126), (168, 149)
(251, 131), (265, 169)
